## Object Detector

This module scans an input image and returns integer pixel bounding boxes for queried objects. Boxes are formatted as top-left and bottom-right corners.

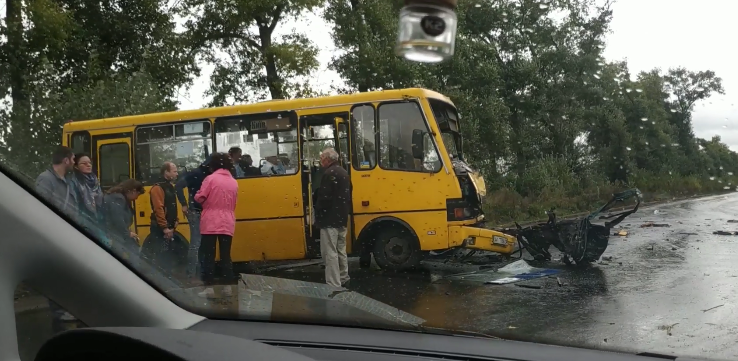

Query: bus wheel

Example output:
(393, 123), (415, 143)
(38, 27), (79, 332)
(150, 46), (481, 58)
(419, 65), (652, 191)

(140, 234), (188, 280)
(372, 227), (422, 271)
(359, 251), (371, 269)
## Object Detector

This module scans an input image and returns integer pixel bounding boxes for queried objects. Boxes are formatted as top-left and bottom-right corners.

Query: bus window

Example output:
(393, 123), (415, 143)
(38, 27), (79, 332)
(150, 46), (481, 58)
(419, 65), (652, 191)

(135, 121), (212, 183)
(350, 104), (376, 170)
(429, 99), (462, 160)
(214, 113), (299, 177)
(378, 102), (441, 172)
(99, 143), (130, 188)
(70, 132), (91, 155)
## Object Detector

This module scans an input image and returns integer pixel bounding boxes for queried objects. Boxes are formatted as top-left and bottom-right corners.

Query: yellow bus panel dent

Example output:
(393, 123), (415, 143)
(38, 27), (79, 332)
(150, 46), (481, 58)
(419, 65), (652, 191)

(448, 226), (516, 254)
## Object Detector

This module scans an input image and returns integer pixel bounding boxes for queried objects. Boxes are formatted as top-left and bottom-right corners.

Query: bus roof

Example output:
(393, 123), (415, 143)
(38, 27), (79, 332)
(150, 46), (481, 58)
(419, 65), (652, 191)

(63, 88), (454, 132)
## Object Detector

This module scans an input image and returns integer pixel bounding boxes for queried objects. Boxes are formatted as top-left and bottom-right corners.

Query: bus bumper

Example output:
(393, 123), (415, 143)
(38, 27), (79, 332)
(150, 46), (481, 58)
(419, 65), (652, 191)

(449, 226), (516, 255)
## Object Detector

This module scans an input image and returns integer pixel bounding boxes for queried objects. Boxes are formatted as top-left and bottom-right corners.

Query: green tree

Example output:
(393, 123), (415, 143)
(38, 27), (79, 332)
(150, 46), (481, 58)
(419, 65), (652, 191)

(179, 0), (322, 103)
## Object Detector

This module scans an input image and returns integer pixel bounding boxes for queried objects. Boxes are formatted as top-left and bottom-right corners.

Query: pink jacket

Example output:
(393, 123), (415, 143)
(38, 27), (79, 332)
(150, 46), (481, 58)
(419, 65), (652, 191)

(194, 168), (238, 236)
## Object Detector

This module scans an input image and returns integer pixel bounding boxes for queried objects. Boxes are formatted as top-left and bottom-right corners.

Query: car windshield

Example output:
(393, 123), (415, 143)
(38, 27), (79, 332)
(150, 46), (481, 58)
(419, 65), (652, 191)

(7, 1), (738, 361)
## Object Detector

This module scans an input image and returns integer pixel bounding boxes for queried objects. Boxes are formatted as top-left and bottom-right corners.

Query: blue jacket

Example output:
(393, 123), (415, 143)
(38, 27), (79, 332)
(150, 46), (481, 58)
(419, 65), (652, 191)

(175, 158), (211, 212)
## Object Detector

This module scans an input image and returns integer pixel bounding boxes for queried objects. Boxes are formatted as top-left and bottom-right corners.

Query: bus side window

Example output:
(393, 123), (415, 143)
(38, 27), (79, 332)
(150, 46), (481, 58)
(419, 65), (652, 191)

(70, 132), (91, 155)
(214, 113), (299, 178)
(378, 102), (441, 173)
(135, 121), (212, 184)
(99, 143), (130, 188)
(350, 104), (376, 170)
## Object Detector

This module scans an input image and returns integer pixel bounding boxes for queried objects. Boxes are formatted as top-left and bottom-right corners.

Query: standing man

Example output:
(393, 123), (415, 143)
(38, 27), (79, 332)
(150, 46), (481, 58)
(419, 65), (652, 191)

(149, 162), (179, 272)
(228, 147), (245, 178)
(239, 154), (261, 176)
(35, 146), (79, 219)
(314, 148), (351, 288)
(175, 157), (211, 285)
(35, 146), (79, 331)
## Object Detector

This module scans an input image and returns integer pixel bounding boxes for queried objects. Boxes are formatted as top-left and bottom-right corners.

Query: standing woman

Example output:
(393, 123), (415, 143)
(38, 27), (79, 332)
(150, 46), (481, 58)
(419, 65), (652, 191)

(195, 153), (239, 298)
(103, 179), (145, 263)
(72, 153), (106, 243)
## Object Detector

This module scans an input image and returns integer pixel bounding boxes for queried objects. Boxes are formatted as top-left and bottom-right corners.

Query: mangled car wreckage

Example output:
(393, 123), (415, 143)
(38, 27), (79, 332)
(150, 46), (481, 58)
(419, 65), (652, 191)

(497, 189), (642, 266)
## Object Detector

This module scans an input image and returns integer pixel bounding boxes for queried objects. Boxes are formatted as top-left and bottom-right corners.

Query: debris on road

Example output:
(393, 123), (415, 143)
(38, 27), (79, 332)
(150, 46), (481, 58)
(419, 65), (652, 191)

(615, 229), (628, 236)
(646, 245), (654, 250)
(515, 284), (542, 289)
(497, 188), (642, 266)
(443, 260), (560, 285)
(641, 222), (670, 228)
(713, 231), (738, 235)
(601, 255), (613, 261)
(658, 323), (679, 336)
(702, 304), (724, 313)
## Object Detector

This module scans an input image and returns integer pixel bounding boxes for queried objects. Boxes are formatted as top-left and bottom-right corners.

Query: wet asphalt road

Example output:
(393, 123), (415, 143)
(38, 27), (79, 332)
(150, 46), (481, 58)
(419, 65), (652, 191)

(14, 193), (738, 360)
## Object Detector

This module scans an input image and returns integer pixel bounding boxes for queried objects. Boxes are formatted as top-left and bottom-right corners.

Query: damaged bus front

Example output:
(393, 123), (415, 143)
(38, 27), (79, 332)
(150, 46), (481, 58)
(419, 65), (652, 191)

(425, 98), (516, 256)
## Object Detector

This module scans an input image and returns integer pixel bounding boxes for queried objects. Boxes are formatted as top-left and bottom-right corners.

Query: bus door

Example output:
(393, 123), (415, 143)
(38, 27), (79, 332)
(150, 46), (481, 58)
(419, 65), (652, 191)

(92, 135), (133, 232)
(93, 136), (133, 191)
(298, 110), (350, 258)
(334, 117), (355, 253)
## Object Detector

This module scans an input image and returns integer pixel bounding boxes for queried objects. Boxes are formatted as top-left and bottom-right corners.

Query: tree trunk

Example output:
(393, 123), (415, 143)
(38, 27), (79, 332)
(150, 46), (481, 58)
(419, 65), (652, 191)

(6, 0), (28, 113)
(259, 25), (285, 100)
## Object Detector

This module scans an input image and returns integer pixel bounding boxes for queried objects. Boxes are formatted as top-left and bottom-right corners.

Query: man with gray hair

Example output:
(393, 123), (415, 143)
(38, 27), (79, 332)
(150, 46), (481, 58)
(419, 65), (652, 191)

(314, 147), (351, 288)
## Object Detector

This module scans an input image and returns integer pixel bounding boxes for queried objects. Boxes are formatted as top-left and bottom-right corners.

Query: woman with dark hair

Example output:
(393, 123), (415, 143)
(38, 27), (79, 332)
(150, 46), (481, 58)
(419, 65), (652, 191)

(195, 152), (239, 298)
(71, 153), (106, 242)
(103, 179), (145, 261)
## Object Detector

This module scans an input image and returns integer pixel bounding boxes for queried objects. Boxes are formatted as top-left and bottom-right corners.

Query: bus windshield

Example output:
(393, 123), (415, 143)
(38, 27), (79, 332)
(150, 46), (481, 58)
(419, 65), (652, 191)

(441, 131), (461, 160)
(429, 99), (463, 161)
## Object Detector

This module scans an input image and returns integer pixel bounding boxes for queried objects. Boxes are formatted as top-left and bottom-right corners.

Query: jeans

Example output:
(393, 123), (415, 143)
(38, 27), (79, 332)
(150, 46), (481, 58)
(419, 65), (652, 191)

(186, 211), (202, 279)
(320, 227), (349, 288)
(200, 234), (235, 286)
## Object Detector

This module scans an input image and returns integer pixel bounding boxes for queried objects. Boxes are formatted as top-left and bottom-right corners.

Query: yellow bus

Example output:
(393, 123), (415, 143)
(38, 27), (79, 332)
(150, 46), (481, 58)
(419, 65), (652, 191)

(62, 88), (515, 271)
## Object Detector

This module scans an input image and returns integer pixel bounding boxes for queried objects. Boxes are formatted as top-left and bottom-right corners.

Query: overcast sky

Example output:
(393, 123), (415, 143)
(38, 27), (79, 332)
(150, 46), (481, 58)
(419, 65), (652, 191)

(177, 0), (738, 150)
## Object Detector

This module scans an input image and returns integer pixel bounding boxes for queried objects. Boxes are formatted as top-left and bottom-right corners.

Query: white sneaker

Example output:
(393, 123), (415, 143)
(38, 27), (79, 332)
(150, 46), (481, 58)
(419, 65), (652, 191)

(198, 287), (215, 298)
(222, 285), (233, 297)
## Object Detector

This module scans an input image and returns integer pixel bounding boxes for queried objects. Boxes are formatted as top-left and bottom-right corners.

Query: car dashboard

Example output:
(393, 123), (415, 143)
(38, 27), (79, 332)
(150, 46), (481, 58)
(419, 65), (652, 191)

(33, 319), (707, 361)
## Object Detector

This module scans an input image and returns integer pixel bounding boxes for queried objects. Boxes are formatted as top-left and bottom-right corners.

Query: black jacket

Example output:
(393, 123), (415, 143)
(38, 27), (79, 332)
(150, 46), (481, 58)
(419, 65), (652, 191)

(103, 193), (134, 244)
(314, 162), (351, 229)
(175, 168), (208, 211)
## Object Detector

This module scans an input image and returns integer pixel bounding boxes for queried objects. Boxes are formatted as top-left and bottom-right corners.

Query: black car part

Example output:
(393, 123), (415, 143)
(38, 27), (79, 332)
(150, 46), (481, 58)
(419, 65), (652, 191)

(498, 189), (642, 266)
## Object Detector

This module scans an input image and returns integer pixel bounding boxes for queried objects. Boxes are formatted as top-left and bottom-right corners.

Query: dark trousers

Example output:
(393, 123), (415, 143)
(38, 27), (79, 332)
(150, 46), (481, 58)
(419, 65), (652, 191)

(147, 226), (178, 276)
(200, 234), (235, 286)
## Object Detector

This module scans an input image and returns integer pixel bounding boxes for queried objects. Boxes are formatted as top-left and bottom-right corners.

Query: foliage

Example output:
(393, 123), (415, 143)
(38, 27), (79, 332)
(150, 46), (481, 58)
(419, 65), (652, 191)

(1, 0), (738, 225)
(177, 0), (322, 103)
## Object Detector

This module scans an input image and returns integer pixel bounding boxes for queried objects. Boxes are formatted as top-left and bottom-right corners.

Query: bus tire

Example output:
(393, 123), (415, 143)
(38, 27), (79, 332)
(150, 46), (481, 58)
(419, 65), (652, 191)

(140, 233), (189, 279)
(359, 251), (372, 269)
(372, 227), (422, 271)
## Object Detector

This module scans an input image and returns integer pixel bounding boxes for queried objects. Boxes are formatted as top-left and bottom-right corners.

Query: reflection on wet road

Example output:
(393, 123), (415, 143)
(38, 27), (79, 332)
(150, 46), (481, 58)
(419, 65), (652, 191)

(268, 193), (738, 360)
(15, 193), (738, 360)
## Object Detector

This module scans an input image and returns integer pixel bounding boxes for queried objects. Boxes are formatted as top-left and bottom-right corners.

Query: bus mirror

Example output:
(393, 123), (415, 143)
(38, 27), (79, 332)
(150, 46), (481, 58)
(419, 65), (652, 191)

(411, 129), (425, 159)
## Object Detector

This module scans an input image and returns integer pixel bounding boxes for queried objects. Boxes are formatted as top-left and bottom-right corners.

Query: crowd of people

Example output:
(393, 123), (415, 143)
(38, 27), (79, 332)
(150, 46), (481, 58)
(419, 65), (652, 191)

(34, 144), (352, 304)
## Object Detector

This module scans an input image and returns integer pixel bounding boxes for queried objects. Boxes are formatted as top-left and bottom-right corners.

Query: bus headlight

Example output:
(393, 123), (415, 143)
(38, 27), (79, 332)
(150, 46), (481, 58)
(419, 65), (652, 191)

(493, 236), (508, 246)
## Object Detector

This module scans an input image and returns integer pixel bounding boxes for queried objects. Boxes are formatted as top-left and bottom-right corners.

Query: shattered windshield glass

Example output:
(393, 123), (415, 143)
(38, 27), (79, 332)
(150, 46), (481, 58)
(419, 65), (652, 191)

(7, 1), (738, 361)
